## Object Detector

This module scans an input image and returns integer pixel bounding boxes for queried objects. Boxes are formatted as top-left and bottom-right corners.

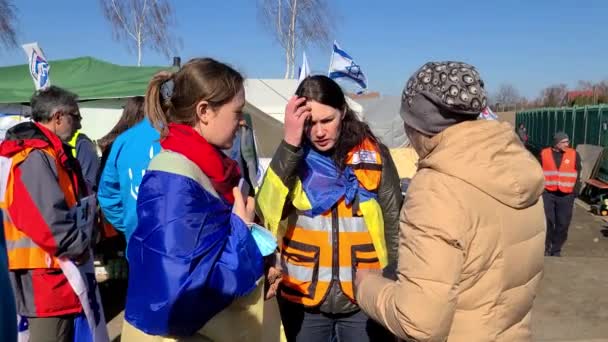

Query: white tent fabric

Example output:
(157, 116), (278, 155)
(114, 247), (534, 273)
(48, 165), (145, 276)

(358, 96), (408, 149)
(0, 115), (31, 140)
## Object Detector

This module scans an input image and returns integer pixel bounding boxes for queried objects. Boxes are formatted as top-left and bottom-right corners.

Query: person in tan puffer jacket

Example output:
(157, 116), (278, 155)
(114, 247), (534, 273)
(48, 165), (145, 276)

(355, 61), (546, 342)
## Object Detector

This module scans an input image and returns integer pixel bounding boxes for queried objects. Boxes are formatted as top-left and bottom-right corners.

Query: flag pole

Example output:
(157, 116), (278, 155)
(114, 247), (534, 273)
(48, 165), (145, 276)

(327, 40), (336, 77)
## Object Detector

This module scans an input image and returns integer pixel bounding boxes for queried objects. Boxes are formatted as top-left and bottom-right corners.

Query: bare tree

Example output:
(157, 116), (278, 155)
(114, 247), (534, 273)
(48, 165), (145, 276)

(99, 0), (178, 66)
(0, 0), (18, 50)
(539, 84), (568, 107)
(258, 0), (333, 78)
(577, 80), (594, 90)
(575, 80), (608, 105)
(493, 83), (520, 111)
(516, 96), (531, 110)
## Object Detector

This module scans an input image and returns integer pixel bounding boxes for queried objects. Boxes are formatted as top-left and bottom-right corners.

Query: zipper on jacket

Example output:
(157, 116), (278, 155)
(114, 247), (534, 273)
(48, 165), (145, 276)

(331, 205), (339, 282)
(325, 205), (340, 312)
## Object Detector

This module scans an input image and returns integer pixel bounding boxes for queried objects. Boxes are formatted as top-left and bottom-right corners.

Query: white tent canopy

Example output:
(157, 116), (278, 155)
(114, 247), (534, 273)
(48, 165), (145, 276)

(0, 79), (364, 158)
(244, 79), (363, 123)
(357, 95), (408, 149)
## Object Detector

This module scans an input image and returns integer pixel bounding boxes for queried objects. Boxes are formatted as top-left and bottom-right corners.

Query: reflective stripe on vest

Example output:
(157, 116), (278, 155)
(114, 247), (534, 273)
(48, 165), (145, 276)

(2, 146), (78, 270)
(282, 263), (353, 283)
(293, 213), (367, 233)
(543, 171), (577, 177)
(541, 148), (577, 193)
(6, 236), (37, 249)
(280, 199), (381, 307)
(67, 131), (80, 158)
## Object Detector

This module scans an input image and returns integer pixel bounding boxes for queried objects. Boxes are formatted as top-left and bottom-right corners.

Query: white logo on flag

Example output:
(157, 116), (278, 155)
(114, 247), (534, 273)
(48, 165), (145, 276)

(22, 43), (51, 91)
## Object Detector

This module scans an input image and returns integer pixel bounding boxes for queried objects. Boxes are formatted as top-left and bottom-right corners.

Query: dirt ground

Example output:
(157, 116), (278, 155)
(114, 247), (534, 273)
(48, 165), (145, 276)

(532, 201), (608, 341)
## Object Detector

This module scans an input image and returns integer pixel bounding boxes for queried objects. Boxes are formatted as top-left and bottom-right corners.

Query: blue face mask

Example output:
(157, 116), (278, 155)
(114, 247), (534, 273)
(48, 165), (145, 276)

(249, 223), (278, 256)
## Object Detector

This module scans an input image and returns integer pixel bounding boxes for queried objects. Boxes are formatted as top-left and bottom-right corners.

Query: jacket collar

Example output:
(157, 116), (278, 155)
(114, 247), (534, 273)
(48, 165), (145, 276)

(0, 122), (69, 160)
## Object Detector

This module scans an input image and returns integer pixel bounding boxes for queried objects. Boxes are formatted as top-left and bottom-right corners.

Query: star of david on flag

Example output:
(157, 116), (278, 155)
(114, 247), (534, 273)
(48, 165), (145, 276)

(328, 41), (368, 91)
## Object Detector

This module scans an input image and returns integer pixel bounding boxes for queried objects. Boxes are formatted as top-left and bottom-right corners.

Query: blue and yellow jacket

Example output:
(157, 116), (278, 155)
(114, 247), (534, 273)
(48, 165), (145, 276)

(256, 139), (402, 313)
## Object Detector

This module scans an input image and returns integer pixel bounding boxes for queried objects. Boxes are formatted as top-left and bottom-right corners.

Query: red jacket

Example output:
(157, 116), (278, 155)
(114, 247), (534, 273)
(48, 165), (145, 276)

(0, 122), (89, 317)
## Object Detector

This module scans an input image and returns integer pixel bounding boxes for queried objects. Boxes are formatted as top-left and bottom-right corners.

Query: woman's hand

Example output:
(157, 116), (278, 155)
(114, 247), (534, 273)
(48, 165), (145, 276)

(354, 268), (382, 295)
(264, 252), (283, 299)
(284, 96), (311, 147)
(232, 187), (255, 224)
(265, 266), (282, 300)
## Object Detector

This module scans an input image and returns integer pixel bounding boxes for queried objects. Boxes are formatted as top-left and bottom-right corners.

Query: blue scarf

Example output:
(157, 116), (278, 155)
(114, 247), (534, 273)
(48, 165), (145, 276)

(299, 146), (377, 217)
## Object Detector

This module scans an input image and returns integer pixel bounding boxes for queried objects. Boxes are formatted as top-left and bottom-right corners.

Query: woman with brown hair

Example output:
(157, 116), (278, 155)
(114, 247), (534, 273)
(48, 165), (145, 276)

(122, 58), (266, 341)
(256, 75), (401, 341)
(96, 96), (145, 199)
(95, 96), (146, 276)
(97, 95), (162, 249)
(97, 96), (145, 171)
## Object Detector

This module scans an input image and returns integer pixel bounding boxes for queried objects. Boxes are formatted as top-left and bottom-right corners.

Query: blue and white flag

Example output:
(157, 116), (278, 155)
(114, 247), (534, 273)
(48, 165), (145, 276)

(328, 41), (367, 91)
(479, 106), (499, 121)
(22, 42), (50, 91)
(298, 51), (311, 84)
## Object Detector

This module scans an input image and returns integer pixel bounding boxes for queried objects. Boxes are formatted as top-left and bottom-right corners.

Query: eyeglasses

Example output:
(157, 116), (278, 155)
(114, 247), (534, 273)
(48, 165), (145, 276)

(66, 112), (82, 121)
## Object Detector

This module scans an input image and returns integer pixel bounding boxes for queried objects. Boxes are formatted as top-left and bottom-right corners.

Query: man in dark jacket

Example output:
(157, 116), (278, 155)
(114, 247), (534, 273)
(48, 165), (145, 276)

(0, 86), (91, 342)
(68, 130), (100, 191)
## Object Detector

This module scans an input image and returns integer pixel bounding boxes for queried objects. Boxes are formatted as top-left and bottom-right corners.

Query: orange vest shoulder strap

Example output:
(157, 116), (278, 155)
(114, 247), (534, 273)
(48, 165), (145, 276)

(565, 148), (576, 160)
(541, 148), (557, 170)
(346, 138), (383, 191)
(5, 146), (77, 207)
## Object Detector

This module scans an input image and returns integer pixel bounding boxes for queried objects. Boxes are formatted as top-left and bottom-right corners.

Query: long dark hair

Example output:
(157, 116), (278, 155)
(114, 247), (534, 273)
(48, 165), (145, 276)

(97, 96), (145, 154)
(295, 75), (379, 170)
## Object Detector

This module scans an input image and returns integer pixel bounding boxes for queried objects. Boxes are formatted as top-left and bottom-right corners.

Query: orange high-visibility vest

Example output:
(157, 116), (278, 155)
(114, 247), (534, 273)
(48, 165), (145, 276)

(1, 146), (78, 270)
(541, 147), (577, 193)
(280, 139), (383, 307)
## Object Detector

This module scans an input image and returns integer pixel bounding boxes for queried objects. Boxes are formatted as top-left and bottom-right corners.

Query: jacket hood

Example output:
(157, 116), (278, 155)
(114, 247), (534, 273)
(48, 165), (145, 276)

(0, 122), (84, 195)
(418, 120), (544, 209)
(0, 122), (53, 157)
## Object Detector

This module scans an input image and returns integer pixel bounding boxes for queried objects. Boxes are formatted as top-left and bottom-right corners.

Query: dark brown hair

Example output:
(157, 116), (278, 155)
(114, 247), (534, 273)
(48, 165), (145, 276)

(97, 96), (145, 154)
(295, 75), (379, 170)
(145, 58), (244, 137)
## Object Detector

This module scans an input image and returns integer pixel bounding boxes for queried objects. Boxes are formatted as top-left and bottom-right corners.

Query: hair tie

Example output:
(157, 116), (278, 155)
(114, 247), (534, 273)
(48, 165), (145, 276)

(160, 78), (175, 101)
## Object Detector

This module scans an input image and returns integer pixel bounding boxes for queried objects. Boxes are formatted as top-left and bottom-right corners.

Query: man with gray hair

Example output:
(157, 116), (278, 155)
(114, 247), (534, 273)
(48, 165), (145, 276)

(0, 86), (92, 342)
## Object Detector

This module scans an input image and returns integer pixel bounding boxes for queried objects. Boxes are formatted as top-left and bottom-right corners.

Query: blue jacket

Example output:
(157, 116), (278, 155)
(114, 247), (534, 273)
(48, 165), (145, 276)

(124, 150), (263, 336)
(0, 212), (17, 342)
(97, 118), (161, 244)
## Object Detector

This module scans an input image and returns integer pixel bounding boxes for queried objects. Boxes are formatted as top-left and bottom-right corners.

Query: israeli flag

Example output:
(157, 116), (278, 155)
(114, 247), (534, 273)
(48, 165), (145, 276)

(298, 51), (310, 84)
(328, 41), (367, 91)
(22, 42), (50, 91)
(479, 106), (499, 121)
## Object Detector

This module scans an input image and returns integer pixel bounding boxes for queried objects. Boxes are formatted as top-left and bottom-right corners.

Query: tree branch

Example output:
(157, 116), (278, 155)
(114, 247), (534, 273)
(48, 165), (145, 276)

(110, 0), (137, 41)
(138, 0), (149, 39)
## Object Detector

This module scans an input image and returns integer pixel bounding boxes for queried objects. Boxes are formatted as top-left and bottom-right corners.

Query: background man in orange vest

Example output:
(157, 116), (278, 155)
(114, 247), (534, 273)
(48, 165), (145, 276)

(541, 132), (581, 257)
(0, 86), (91, 342)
